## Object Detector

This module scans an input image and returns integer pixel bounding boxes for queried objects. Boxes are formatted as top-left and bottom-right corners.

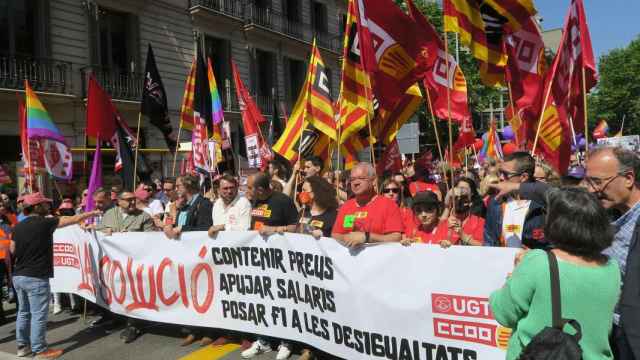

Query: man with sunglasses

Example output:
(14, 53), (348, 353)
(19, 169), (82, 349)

(332, 163), (404, 247)
(94, 191), (154, 343)
(483, 152), (547, 249)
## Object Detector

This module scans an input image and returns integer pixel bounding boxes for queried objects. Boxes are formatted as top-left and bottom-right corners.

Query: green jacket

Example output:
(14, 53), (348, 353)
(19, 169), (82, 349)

(96, 207), (154, 233)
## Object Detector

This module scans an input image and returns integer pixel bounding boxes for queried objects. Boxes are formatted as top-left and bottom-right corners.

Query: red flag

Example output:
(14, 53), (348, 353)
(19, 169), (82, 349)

(504, 16), (546, 140)
(355, 0), (436, 111)
(545, 0), (597, 134)
(231, 61), (272, 169)
(376, 139), (402, 175)
(453, 117), (476, 152)
(407, 0), (470, 123)
(529, 0), (593, 175)
(86, 76), (117, 140)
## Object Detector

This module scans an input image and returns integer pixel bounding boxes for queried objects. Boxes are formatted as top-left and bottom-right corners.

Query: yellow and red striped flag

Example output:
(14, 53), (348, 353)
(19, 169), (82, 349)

(273, 40), (335, 163)
(443, 0), (509, 86)
(339, 85), (422, 170)
(336, 0), (374, 144)
(179, 58), (196, 131)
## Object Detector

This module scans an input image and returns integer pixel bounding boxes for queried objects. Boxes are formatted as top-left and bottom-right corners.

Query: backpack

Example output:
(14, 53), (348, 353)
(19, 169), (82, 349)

(518, 251), (583, 360)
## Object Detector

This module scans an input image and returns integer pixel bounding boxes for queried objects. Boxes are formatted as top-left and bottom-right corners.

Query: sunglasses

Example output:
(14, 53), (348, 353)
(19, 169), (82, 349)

(383, 188), (400, 194)
(500, 170), (523, 180)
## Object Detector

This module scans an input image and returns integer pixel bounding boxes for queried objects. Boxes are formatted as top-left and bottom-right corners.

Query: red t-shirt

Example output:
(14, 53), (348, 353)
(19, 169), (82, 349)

(434, 215), (485, 245)
(332, 196), (404, 235)
(409, 181), (440, 197)
(400, 207), (414, 232)
(405, 214), (485, 245)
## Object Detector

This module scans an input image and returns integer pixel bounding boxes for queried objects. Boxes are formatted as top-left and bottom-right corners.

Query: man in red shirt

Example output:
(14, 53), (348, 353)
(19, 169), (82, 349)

(332, 163), (404, 247)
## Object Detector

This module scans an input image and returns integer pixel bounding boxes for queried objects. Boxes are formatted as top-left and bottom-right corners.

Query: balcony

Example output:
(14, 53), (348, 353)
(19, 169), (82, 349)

(81, 66), (143, 101)
(0, 54), (72, 94)
(189, 0), (243, 20)
(314, 31), (341, 53)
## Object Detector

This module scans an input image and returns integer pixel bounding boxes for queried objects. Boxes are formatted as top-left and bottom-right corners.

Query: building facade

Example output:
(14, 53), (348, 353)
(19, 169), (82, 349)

(0, 0), (345, 186)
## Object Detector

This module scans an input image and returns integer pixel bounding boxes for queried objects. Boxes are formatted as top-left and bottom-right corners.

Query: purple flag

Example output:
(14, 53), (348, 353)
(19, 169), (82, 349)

(84, 141), (102, 214)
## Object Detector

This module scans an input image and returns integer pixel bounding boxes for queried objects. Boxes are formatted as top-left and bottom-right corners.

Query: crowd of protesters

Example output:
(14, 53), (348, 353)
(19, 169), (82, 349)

(0, 145), (637, 360)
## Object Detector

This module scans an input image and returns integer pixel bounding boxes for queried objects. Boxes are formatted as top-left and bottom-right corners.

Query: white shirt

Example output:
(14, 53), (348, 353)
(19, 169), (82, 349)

(146, 199), (164, 216)
(212, 195), (252, 231)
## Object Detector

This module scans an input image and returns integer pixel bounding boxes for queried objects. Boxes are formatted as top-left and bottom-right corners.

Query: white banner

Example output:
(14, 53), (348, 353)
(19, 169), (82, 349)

(52, 226), (517, 360)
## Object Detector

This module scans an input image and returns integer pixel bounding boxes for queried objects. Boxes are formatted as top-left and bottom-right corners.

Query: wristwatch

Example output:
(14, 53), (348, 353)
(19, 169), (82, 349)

(364, 232), (370, 243)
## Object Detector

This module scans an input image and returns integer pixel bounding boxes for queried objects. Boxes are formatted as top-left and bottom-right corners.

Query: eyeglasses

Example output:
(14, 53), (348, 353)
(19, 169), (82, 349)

(499, 170), (524, 180)
(584, 174), (622, 192)
(383, 188), (400, 194)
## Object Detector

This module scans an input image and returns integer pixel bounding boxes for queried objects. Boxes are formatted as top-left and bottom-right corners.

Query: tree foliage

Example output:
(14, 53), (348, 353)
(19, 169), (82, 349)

(588, 35), (640, 136)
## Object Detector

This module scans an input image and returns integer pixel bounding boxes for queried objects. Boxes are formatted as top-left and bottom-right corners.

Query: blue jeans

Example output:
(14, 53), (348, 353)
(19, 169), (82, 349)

(13, 276), (50, 353)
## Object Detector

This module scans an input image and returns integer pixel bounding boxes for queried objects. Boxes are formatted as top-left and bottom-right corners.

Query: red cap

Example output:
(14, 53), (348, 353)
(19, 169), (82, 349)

(23, 192), (53, 206)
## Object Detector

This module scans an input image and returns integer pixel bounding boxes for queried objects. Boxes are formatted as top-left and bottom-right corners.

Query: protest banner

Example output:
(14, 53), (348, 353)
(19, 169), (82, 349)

(597, 135), (640, 153)
(52, 226), (517, 360)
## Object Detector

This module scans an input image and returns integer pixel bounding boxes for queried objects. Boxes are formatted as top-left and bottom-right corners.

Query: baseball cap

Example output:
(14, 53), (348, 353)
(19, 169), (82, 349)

(23, 192), (53, 206)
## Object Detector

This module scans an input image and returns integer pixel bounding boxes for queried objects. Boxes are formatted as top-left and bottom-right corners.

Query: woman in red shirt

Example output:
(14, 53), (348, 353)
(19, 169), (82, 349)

(381, 178), (414, 232)
(437, 187), (485, 247)
(402, 191), (446, 244)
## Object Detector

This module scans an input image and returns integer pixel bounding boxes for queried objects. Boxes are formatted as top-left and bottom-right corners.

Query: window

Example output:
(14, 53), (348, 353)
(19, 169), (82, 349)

(283, 0), (301, 37)
(0, 0), (45, 56)
(253, 49), (276, 113)
(255, 49), (275, 98)
(91, 7), (139, 73)
(311, 1), (328, 34)
(205, 36), (231, 86)
(286, 57), (306, 106)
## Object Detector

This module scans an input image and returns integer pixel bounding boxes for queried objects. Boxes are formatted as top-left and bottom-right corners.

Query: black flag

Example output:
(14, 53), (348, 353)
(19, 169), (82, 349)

(193, 38), (213, 134)
(141, 44), (177, 150)
(111, 115), (151, 191)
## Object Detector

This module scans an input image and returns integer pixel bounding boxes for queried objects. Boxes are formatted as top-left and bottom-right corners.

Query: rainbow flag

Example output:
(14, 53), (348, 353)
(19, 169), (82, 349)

(25, 81), (66, 143)
(479, 121), (503, 163)
(207, 58), (224, 164)
(207, 58), (224, 126)
(592, 119), (609, 139)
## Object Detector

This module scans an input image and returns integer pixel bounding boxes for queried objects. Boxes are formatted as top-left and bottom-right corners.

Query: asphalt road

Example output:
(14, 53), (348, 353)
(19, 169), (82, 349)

(0, 302), (308, 360)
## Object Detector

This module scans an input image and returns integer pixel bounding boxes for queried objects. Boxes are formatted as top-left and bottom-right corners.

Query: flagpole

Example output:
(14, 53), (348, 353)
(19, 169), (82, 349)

(506, 83), (521, 148)
(531, 79), (554, 155)
(443, 31), (455, 195)
(582, 67), (589, 161)
(423, 84), (449, 192)
(133, 112), (142, 190)
(620, 114), (626, 135)
(171, 123), (183, 177)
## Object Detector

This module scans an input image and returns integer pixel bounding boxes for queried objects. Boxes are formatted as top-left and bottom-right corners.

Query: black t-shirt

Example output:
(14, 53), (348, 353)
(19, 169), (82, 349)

(13, 216), (59, 278)
(251, 192), (299, 230)
(300, 208), (338, 237)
